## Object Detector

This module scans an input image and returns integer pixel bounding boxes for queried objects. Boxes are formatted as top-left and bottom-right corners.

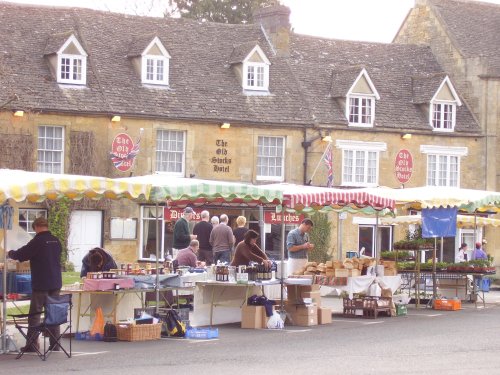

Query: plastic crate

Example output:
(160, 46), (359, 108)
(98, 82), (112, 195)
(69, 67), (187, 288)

(75, 331), (103, 341)
(434, 299), (461, 311)
(395, 304), (407, 316)
(185, 327), (219, 339)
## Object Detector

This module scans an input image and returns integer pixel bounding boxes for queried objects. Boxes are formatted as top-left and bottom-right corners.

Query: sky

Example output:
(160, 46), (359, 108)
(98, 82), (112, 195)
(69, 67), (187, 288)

(3, 0), (500, 43)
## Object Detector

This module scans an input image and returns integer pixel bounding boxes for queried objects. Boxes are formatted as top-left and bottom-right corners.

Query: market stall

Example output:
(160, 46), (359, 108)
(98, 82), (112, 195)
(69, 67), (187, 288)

(0, 169), (150, 353)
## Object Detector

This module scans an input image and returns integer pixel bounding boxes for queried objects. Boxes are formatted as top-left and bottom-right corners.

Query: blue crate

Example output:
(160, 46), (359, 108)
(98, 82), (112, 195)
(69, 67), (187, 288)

(75, 331), (103, 341)
(185, 327), (218, 340)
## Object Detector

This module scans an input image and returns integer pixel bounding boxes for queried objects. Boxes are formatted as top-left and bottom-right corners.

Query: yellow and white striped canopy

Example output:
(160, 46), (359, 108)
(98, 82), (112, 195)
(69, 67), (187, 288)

(0, 169), (150, 203)
(381, 214), (500, 228)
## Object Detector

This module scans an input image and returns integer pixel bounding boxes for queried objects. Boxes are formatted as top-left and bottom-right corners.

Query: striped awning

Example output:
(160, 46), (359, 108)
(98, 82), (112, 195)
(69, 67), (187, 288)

(0, 169), (150, 203)
(363, 186), (500, 213)
(261, 184), (395, 212)
(381, 214), (500, 228)
(116, 175), (283, 205)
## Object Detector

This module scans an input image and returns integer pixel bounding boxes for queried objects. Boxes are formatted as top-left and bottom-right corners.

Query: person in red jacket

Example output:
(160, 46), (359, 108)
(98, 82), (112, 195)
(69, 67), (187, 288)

(8, 217), (62, 352)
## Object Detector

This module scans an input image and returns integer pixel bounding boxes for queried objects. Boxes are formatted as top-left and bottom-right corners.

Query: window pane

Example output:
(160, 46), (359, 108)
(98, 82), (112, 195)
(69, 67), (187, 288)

(37, 126), (64, 174)
(156, 130), (185, 173)
(257, 136), (284, 180)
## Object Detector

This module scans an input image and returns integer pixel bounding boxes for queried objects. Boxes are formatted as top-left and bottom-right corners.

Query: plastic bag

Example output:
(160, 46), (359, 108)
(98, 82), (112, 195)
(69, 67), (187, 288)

(90, 307), (105, 337)
(266, 311), (284, 330)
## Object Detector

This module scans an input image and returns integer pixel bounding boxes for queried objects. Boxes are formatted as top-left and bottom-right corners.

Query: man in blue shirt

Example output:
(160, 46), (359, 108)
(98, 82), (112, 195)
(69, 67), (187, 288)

(286, 218), (314, 276)
(472, 242), (488, 260)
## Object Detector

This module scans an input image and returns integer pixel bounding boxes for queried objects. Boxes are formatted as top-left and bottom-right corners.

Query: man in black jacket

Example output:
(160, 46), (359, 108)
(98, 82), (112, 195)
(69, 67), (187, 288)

(8, 217), (62, 352)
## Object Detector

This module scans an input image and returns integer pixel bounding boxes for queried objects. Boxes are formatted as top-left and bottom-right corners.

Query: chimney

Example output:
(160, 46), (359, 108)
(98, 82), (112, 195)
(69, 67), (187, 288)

(253, 5), (291, 56)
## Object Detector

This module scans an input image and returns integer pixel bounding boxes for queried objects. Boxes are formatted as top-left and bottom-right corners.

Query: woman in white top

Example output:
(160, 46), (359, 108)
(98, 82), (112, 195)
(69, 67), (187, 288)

(456, 243), (468, 262)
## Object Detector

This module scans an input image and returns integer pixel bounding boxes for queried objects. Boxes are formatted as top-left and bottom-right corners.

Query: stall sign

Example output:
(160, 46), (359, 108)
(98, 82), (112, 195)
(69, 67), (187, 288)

(164, 208), (202, 222)
(395, 149), (413, 184)
(264, 212), (304, 224)
(110, 133), (138, 172)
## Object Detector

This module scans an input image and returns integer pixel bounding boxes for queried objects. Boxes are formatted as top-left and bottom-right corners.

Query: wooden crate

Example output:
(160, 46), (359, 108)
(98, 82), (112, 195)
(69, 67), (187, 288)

(116, 323), (161, 341)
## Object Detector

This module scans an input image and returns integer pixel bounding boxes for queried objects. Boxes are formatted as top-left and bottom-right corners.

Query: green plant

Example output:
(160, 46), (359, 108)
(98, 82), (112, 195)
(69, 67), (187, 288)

(47, 198), (71, 271)
(308, 212), (332, 263)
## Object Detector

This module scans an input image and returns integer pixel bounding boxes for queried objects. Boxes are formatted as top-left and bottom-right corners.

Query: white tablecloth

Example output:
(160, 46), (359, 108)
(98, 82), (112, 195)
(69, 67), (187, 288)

(320, 275), (402, 299)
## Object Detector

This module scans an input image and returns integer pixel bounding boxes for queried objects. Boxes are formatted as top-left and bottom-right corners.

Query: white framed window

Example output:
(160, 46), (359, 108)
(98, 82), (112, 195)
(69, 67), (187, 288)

(18, 209), (47, 236)
(110, 218), (137, 240)
(37, 125), (64, 174)
(142, 56), (169, 85)
(348, 95), (375, 126)
(431, 102), (456, 131)
(257, 136), (285, 181)
(56, 35), (87, 85)
(421, 145), (467, 187)
(155, 130), (185, 176)
(244, 62), (269, 91)
(140, 37), (170, 86)
(140, 206), (167, 261)
(336, 140), (386, 187)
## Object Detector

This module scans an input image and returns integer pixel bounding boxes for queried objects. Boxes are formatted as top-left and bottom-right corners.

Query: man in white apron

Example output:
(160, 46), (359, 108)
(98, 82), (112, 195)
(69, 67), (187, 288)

(286, 218), (314, 276)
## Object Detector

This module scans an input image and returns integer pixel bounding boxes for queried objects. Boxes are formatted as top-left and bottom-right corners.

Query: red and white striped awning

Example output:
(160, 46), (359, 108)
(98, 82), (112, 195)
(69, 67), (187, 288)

(261, 184), (395, 211)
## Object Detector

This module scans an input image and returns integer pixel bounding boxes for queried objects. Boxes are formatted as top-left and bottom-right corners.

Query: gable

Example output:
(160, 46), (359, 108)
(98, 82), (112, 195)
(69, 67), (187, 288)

(248, 51), (265, 63)
(351, 75), (373, 95)
(145, 44), (164, 56)
(435, 82), (455, 101)
(62, 43), (81, 55)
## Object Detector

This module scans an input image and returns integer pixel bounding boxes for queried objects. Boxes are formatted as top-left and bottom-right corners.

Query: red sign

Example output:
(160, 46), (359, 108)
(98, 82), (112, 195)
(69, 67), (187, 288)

(164, 208), (202, 222)
(111, 133), (135, 172)
(395, 149), (413, 184)
(264, 211), (304, 224)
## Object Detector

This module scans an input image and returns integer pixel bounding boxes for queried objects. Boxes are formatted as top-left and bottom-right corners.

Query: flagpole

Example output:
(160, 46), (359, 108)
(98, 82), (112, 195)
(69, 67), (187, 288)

(308, 142), (332, 185)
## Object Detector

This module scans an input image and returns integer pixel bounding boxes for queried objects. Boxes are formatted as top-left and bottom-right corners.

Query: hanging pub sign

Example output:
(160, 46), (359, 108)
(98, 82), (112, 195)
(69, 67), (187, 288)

(264, 211), (304, 224)
(164, 208), (202, 222)
(395, 149), (413, 184)
(110, 132), (141, 172)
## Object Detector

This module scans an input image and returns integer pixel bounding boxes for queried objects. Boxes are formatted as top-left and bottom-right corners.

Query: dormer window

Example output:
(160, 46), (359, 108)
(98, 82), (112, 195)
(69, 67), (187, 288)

(140, 37), (170, 85)
(345, 69), (379, 127)
(55, 35), (87, 85)
(432, 102), (455, 130)
(230, 44), (270, 93)
(429, 76), (461, 132)
(244, 61), (268, 90)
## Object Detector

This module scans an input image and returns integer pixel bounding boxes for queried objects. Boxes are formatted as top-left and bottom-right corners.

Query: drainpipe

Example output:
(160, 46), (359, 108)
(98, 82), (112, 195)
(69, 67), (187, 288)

(301, 128), (311, 185)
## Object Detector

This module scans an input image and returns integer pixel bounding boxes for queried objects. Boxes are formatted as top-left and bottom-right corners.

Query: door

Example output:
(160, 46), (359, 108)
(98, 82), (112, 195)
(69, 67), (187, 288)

(68, 210), (103, 271)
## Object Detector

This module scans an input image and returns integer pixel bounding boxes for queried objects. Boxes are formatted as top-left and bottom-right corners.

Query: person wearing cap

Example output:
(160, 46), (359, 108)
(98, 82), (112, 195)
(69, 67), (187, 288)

(286, 218), (314, 276)
(456, 243), (467, 263)
(80, 247), (118, 278)
(8, 217), (62, 352)
(472, 242), (488, 260)
(172, 207), (197, 254)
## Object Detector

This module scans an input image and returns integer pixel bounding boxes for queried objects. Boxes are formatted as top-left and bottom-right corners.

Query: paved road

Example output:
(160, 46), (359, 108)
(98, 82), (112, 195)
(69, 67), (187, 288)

(1, 294), (500, 374)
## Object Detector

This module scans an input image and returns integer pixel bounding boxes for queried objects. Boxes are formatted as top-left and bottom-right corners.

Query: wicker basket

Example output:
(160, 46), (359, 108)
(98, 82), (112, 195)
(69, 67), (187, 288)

(116, 323), (162, 342)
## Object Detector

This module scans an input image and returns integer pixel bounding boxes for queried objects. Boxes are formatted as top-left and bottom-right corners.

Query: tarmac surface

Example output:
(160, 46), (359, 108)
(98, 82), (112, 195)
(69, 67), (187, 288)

(1, 291), (500, 374)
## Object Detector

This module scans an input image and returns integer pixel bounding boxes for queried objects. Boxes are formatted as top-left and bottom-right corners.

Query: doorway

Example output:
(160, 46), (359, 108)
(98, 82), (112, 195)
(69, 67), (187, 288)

(68, 210), (103, 271)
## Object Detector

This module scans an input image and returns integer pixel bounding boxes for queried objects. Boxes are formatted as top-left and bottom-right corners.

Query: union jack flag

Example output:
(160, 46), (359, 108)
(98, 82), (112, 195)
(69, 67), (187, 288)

(110, 136), (141, 169)
(323, 143), (333, 187)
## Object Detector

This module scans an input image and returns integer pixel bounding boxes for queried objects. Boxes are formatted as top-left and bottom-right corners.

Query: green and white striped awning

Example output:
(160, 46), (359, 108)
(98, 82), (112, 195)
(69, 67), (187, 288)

(117, 175), (283, 206)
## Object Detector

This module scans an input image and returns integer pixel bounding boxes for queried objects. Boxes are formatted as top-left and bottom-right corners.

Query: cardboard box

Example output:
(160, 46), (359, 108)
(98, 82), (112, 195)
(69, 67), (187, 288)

(241, 305), (265, 329)
(348, 269), (361, 277)
(384, 268), (398, 276)
(302, 291), (321, 307)
(335, 269), (349, 277)
(286, 284), (320, 303)
(317, 307), (332, 324)
(289, 304), (318, 326)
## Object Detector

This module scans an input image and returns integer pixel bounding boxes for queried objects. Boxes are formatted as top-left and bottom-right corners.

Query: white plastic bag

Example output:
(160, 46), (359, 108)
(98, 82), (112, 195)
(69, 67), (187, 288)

(266, 311), (284, 330)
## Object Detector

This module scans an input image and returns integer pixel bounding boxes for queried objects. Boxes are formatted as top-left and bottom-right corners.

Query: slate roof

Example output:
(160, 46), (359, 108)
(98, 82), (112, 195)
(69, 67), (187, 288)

(330, 66), (364, 98)
(44, 31), (77, 55)
(229, 41), (260, 64)
(0, 2), (480, 134)
(429, 0), (500, 76)
(288, 35), (477, 132)
(411, 73), (447, 104)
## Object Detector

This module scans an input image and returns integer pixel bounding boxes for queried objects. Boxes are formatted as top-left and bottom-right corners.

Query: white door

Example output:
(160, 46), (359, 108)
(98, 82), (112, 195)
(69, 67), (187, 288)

(68, 210), (102, 271)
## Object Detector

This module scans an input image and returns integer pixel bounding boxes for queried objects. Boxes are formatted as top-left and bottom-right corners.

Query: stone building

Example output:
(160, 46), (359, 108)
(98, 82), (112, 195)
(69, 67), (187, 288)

(0, 3), (483, 267)
(395, 0), (499, 264)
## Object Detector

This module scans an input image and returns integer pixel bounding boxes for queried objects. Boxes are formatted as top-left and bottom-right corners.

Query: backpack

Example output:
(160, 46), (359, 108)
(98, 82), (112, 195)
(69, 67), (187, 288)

(103, 322), (118, 342)
(162, 309), (186, 337)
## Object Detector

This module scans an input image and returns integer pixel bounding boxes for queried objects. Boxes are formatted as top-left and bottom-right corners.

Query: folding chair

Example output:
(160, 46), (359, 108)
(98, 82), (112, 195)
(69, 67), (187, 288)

(11, 294), (72, 360)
